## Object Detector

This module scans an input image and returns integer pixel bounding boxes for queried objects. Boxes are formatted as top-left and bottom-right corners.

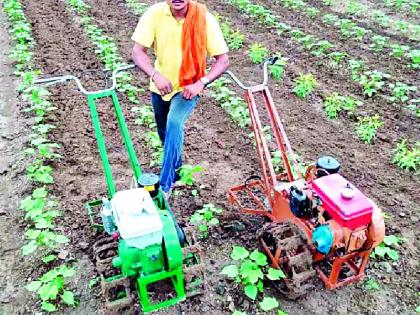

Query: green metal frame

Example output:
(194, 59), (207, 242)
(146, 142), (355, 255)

(86, 90), (142, 198)
(83, 89), (187, 313)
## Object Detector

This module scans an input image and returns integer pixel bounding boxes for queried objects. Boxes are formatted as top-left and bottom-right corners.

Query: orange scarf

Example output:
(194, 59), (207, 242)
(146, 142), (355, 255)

(179, 1), (207, 87)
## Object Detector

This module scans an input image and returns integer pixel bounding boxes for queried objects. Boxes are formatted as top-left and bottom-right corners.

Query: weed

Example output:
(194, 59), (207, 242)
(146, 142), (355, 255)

(269, 55), (288, 80)
(248, 43), (268, 64)
(392, 140), (419, 171)
(356, 115), (384, 144)
(364, 278), (380, 290)
(293, 73), (317, 98)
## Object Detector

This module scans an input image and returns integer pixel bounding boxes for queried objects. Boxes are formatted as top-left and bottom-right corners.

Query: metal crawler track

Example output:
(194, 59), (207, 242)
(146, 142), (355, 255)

(258, 222), (316, 299)
(92, 228), (205, 313)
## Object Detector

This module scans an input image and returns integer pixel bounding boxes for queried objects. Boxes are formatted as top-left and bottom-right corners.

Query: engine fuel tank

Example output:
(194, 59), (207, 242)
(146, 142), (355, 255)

(312, 174), (373, 229)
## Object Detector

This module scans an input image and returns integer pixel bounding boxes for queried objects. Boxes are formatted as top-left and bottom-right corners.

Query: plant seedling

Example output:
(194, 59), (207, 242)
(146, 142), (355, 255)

(190, 203), (223, 238)
(293, 73), (317, 98)
(356, 115), (384, 144)
(177, 164), (204, 186)
(248, 43), (269, 64)
(370, 234), (403, 261)
(26, 265), (77, 312)
(392, 140), (419, 171)
(221, 246), (285, 300)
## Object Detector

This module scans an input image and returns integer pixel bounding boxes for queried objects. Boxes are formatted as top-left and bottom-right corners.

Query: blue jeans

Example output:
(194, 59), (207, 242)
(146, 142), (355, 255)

(151, 92), (199, 192)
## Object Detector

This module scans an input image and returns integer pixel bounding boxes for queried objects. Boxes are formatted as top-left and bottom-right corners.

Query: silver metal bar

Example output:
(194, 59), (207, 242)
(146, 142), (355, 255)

(34, 64), (137, 95)
(224, 57), (278, 90)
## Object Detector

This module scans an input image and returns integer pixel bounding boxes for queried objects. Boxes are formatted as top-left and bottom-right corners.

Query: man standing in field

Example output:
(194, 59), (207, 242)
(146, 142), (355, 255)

(131, 0), (229, 196)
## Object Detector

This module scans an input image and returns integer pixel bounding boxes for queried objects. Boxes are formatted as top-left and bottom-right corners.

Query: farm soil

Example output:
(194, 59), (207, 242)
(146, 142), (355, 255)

(1, 0), (418, 314)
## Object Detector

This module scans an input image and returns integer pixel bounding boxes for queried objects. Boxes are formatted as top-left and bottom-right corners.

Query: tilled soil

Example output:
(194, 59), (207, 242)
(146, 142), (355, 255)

(2, 0), (419, 314)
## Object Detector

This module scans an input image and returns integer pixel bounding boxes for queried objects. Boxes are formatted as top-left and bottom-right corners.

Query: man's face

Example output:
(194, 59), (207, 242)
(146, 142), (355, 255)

(167, 0), (189, 12)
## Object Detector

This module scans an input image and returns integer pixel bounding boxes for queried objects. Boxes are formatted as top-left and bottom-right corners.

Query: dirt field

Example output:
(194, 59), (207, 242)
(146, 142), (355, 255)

(0, 0), (418, 314)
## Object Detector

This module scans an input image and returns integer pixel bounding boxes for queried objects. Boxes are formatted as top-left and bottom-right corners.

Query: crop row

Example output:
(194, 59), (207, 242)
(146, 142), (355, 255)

(219, 0), (419, 171)
(227, 0), (419, 115)
(3, 0), (77, 312)
(275, 0), (419, 68)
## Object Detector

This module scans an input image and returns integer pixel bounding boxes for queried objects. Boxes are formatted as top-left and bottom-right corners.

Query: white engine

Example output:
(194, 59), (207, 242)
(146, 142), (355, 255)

(110, 188), (163, 249)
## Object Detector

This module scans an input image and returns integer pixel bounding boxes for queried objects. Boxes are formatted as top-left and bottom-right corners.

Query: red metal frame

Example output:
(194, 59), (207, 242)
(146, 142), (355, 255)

(228, 85), (376, 290)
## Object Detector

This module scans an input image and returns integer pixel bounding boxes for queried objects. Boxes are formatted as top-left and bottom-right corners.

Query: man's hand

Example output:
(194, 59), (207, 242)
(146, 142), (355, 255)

(153, 73), (173, 96)
(182, 81), (205, 100)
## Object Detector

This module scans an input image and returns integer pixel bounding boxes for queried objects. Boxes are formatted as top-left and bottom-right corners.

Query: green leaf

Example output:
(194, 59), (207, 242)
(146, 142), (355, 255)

(38, 283), (59, 301)
(267, 267), (286, 280)
(33, 187), (48, 198)
(26, 281), (42, 292)
(249, 250), (267, 266)
(221, 265), (239, 278)
(384, 235), (400, 247)
(41, 301), (56, 312)
(387, 249), (399, 261)
(59, 265), (76, 278)
(278, 310), (289, 315)
(232, 311), (247, 315)
(40, 269), (59, 282)
(244, 284), (258, 300)
(259, 297), (279, 311)
(54, 234), (69, 244)
(209, 218), (220, 225)
(374, 245), (387, 257)
(21, 240), (37, 256)
(257, 280), (264, 292)
(42, 255), (57, 263)
(231, 246), (249, 260)
(61, 290), (75, 306)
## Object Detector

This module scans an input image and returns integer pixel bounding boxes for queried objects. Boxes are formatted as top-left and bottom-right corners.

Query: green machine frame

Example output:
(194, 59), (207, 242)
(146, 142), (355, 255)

(36, 65), (187, 312)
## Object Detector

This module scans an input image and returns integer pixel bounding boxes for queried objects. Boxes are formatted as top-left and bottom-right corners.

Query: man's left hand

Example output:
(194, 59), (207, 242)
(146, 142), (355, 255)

(182, 81), (205, 100)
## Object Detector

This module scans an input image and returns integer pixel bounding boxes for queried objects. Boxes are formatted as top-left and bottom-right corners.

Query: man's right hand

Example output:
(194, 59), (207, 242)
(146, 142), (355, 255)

(153, 73), (173, 96)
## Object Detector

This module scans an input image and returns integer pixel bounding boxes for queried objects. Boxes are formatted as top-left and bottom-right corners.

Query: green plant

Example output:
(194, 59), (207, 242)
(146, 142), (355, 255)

(359, 71), (390, 97)
(293, 73), (317, 98)
(364, 278), (380, 290)
(221, 246), (285, 300)
(392, 140), (419, 171)
(327, 51), (347, 66)
(390, 44), (410, 59)
(269, 56), (288, 80)
(347, 0), (364, 15)
(260, 297), (279, 311)
(323, 0), (332, 5)
(323, 93), (361, 118)
(356, 115), (384, 144)
(389, 82), (417, 103)
(177, 164), (204, 186)
(311, 40), (334, 56)
(131, 104), (154, 127)
(305, 7), (319, 18)
(407, 49), (420, 69)
(26, 265), (76, 312)
(125, 0), (147, 15)
(371, 235), (402, 261)
(370, 35), (387, 52)
(209, 78), (250, 128)
(190, 203), (223, 238)
(248, 43), (268, 64)
(348, 59), (366, 82)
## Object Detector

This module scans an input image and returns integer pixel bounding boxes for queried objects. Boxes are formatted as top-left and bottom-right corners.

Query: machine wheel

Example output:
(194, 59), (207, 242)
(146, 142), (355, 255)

(258, 222), (316, 300)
